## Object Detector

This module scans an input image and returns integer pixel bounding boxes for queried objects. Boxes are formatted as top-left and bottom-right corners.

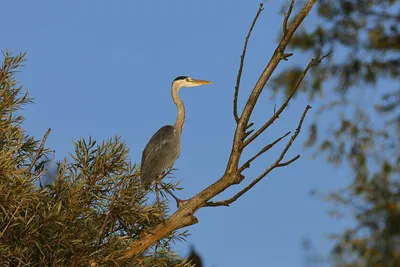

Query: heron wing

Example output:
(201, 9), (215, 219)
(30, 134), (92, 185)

(141, 125), (180, 184)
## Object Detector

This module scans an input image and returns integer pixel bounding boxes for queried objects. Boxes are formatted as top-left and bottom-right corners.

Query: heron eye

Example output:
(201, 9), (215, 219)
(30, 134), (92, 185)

(185, 78), (192, 82)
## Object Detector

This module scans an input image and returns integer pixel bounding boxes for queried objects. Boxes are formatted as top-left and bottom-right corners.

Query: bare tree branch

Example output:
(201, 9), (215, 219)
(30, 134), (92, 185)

(242, 53), (330, 148)
(234, 0), (318, 150)
(111, 0), (319, 261)
(276, 155), (300, 167)
(233, 3), (264, 123)
(204, 105), (311, 208)
(239, 131), (291, 172)
(244, 129), (255, 139)
(283, 0), (295, 34)
(246, 122), (254, 130)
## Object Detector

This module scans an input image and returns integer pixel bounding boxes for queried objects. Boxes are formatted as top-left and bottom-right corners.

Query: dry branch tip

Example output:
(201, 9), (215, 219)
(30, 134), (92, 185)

(276, 155), (300, 167)
(282, 53), (294, 61)
(246, 122), (254, 130)
(283, 0), (296, 34)
(233, 3), (264, 123)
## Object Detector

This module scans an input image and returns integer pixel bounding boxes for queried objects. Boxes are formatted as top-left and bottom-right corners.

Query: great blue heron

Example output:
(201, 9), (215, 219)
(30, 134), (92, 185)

(141, 76), (212, 207)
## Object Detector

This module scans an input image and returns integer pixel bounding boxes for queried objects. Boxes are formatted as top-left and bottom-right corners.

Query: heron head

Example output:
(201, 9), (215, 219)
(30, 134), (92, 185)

(172, 76), (213, 88)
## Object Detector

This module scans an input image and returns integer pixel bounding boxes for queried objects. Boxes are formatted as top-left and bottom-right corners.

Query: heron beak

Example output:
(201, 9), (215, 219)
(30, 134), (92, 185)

(192, 79), (213, 85)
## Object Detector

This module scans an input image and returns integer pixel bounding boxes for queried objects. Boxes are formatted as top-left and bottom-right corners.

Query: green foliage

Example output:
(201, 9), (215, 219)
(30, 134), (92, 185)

(275, 1), (400, 266)
(275, 0), (399, 96)
(0, 52), (192, 266)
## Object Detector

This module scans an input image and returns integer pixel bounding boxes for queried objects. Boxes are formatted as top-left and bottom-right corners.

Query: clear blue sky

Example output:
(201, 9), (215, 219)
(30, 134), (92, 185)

(2, 1), (352, 266)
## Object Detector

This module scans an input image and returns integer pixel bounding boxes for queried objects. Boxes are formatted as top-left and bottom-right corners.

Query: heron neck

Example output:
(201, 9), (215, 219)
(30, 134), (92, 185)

(172, 83), (185, 134)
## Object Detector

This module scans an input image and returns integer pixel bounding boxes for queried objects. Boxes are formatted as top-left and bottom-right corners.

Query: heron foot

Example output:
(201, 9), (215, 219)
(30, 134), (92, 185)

(158, 182), (189, 209)
(175, 198), (190, 209)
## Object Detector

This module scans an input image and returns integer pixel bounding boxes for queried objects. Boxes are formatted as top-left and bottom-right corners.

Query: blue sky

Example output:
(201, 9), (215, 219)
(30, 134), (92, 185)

(2, 1), (354, 266)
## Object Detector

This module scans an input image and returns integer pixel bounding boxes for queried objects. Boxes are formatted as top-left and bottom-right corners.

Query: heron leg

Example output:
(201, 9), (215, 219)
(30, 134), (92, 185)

(159, 167), (189, 208)
(159, 182), (189, 209)
(155, 175), (161, 206)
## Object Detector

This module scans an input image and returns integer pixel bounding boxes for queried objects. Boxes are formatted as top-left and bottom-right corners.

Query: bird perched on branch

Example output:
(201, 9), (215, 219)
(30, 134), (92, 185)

(140, 76), (213, 208)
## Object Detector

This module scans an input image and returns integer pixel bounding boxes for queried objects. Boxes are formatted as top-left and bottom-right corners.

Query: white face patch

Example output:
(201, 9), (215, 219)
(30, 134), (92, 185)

(175, 80), (196, 89)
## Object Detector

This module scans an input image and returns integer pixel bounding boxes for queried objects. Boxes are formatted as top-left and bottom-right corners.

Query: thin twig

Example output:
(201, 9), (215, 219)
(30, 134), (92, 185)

(233, 3), (264, 123)
(244, 129), (254, 139)
(283, 0), (296, 34)
(28, 128), (51, 173)
(239, 131), (291, 172)
(282, 53), (294, 61)
(204, 105), (311, 207)
(246, 122), (254, 130)
(276, 155), (300, 167)
(242, 53), (329, 148)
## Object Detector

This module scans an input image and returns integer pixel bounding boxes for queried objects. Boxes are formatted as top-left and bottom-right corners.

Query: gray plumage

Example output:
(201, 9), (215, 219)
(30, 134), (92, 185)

(140, 125), (180, 186)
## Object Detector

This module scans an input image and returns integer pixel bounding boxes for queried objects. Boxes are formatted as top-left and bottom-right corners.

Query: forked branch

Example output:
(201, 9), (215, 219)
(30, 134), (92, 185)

(239, 131), (291, 172)
(283, 0), (295, 34)
(204, 105), (311, 207)
(232, 0), (318, 148)
(242, 53), (330, 148)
